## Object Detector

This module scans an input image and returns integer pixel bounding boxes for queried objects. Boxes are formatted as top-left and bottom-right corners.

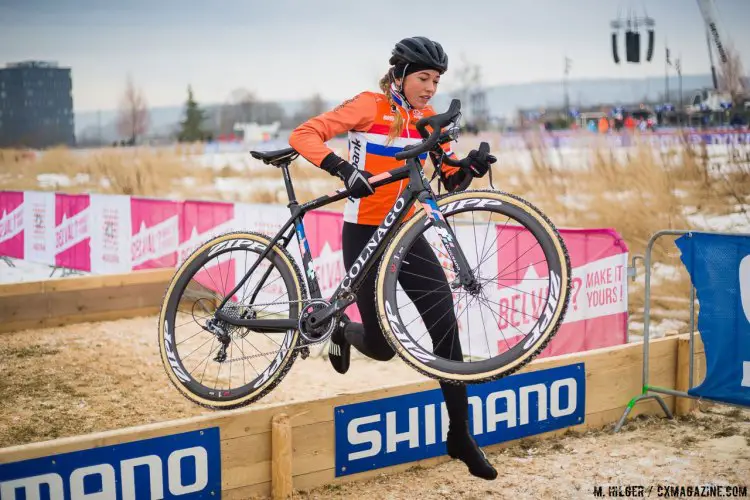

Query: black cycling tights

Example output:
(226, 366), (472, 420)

(342, 221), (469, 426)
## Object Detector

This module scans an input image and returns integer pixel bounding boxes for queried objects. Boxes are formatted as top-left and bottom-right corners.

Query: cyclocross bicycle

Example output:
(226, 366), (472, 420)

(158, 99), (571, 410)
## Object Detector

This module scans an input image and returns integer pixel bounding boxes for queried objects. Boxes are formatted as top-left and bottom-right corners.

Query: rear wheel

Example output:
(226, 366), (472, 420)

(158, 231), (306, 409)
(376, 190), (571, 383)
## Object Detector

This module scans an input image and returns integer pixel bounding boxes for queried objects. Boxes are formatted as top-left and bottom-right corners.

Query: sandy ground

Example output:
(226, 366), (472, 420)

(302, 409), (750, 500)
(1, 316), (749, 500)
(0, 315), (426, 447)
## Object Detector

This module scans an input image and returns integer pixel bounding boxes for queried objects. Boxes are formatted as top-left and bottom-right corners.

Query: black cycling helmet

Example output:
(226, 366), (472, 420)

(389, 36), (448, 74)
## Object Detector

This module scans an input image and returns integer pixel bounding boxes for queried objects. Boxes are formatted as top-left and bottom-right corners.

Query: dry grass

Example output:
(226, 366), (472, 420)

(3, 139), (749, 333)
(0, 146), (350, 208)
(0, 147), (215, 198)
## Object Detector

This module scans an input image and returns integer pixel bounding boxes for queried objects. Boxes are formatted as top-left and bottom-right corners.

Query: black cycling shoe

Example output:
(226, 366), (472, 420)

(328, 316), (352, 374)
(446, 422), (498, 480)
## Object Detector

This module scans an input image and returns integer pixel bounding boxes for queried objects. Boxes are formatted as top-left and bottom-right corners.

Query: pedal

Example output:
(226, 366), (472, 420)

(299, 346), (310, 360)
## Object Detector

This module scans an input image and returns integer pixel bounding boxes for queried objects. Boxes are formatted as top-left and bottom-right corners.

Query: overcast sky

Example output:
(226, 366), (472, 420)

(2, 0), (749, 112)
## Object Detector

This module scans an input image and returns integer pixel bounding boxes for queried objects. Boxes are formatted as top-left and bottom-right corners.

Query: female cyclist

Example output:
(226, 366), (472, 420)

(289, 36), (497, 480)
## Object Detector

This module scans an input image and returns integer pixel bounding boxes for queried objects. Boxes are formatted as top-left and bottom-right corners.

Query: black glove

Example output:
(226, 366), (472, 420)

(443, 169), (472, 192)
(458, 142), (497, 178)
(320, 153), (374, 199)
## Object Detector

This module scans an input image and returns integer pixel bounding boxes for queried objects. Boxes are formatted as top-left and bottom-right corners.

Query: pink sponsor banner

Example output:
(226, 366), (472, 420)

(180, 200), (238, 301)
(131, 197), (181, 270)
(305, 210), (345, 293)
(23, 191), (56, 266)
(179, 200), (235, 263)
(54, 193), (92, 271)
(90, 194), (132, 274)
(489, 226), (628, 358)
(0, 191), (24, 259)
(193, 253), (238, 303)
(304, 210), (361, 321)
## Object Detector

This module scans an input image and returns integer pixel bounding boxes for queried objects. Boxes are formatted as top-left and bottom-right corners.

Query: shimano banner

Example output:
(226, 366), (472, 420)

(676, 232), (750, 407)
(0, 428), (221, 500)
(334, 363), (585, 477)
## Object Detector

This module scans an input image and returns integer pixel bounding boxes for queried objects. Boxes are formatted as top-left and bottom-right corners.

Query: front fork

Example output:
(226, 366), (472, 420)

(417, 193), (481, 294)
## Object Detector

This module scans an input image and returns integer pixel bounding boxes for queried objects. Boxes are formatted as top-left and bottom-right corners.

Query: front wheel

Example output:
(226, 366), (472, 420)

(376, 190), (571, 384)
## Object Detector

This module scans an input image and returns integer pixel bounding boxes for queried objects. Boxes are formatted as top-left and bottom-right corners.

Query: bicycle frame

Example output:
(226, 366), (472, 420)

(214, 149), (477, 333)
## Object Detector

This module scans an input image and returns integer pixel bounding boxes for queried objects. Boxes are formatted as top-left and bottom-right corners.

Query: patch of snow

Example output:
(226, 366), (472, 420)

(73, 173), (90, 184)
(648, 318), (688, 338)
(687, 211), (750, 233)
(0, 258), (89, 284)
(214, 177), (282, 195)
(557, 193), (593, 208)
(650, 263), (683, 285)
(37, 174), (71, 188)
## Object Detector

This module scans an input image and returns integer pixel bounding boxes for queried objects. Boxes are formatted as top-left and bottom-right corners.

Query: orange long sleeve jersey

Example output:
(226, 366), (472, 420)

(288, 90), (461, 226)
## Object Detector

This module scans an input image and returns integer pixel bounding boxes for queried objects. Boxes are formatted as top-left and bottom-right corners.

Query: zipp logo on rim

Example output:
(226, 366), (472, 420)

(254, 331), (294, 389)
(385, 300), (436, 363)
(523, 271), (561, 351)
(441, 198), (503, 215)
(208, 238), (266, 257)
(164, 319), (191, 383)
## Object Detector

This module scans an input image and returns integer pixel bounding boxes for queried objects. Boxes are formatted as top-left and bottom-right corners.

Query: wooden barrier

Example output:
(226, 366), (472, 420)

(0, 335), (700, 498)
(0, 269), (173, 333)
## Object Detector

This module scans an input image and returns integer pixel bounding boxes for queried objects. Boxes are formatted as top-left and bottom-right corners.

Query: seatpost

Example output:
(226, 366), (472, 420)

(280, 161), (297, 204)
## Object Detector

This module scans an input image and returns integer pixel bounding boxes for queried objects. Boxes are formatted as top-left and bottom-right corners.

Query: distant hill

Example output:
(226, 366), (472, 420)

(431, 73), (714, 118)
(74, 73), (714, 142)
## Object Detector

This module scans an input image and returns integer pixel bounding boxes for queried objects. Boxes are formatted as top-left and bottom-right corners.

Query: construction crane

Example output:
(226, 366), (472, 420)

(682, 0), (748, 114)
(692, 0), (747, 107)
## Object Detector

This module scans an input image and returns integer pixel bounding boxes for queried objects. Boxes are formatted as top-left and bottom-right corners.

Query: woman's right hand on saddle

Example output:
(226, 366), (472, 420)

(320, 153), (375, 199)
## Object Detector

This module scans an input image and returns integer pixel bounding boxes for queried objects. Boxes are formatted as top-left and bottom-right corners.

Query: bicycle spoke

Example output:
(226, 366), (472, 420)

(477, 291), (514, 352)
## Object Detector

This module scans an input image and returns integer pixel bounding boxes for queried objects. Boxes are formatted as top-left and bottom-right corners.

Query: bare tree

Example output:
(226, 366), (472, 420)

(234, 88), (256, 123)
(116, 76), (150, 145)
(290, 93), (327, 126)
(218, 88), (257, 136)
(717, 44), (748, 106)
(452, 54), (488, 131)
(305, 93), (327, 117)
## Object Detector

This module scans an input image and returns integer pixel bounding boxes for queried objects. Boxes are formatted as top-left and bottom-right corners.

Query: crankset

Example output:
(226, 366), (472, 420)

(298, 299), (337, 343)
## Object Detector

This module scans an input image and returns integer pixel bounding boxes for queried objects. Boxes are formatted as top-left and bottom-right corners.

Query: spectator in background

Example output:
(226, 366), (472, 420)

(624, 114), (636, 131)
(598, 116), (610, 134)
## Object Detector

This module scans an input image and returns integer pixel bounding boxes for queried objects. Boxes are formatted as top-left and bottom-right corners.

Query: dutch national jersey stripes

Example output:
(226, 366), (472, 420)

(289, 90), (460, 226)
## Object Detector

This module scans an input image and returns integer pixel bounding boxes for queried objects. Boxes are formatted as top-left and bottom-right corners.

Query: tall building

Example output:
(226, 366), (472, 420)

(0, 61), (75, 148)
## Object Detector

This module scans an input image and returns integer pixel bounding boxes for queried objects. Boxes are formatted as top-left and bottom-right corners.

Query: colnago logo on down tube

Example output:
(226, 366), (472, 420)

(342, 197), (406, 290)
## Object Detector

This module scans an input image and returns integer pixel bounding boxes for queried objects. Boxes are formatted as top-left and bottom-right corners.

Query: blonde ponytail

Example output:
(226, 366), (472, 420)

(379, 71), (404, 146)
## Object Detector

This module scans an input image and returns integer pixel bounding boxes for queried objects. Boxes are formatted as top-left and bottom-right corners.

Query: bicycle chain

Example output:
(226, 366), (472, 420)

(222, 334), (329, 363)
(216, 299), (333, 364)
